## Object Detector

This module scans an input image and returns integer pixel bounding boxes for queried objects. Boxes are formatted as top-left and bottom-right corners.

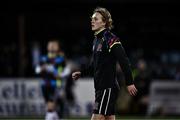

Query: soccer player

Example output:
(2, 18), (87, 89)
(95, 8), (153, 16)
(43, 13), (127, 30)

(35, 40), (67, 120)
(72, 7), (137, 120)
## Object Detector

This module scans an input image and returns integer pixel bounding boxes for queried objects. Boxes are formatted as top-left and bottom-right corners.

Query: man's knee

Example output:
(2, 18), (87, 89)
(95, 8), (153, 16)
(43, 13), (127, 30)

(47, 101), (55, 111)
(105, 115), (115, 120)
(91, 114), (105, 120)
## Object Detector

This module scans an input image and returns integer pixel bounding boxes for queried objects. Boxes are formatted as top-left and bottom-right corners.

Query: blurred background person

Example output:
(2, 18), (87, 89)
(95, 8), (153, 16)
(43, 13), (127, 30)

(130, 59), (152, 115)
(35, 40), (70, 120)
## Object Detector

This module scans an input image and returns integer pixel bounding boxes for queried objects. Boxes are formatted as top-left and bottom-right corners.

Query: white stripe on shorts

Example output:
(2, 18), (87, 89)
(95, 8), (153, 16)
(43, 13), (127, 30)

(99, 89), (106, 114)
(105, 88), (111, 115)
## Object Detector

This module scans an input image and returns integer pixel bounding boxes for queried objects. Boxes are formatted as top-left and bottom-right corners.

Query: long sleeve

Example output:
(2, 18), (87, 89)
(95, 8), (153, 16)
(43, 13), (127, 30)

(81, 56), (94, 77)
(35, 55), (48, 75)
(111, 43), (134, 86)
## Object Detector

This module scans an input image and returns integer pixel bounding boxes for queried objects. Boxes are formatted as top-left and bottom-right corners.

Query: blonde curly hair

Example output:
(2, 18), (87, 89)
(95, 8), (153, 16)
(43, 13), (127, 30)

(94, 7), (113, 30)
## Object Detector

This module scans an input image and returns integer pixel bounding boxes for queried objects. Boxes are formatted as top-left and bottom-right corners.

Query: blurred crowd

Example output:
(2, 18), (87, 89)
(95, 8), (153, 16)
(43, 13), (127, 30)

(71, 48), (180, 116)
(116, 49), (180, 116)
(0, 40), (179, 117)
(1, 42), (179, 80)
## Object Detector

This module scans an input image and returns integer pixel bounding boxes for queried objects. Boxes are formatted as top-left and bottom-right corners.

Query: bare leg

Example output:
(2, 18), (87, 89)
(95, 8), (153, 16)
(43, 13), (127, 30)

(91, 114), (106, 120)
(105, 115), (115, 120)
(47, 101), (55, 111)
(45, 101), (59, 120)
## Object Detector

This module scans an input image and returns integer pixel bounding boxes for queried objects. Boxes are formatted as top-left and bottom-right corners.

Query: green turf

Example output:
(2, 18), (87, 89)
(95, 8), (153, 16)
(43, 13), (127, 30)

(0, 117), (180, 120)
(1, 118), (179, 120)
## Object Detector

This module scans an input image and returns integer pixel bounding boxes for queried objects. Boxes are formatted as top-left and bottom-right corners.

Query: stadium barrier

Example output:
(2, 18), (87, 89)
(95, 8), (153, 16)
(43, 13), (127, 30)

(147, 80), (180, 116)
(0, 78), (94, 117)
(1, 78), (180, 117)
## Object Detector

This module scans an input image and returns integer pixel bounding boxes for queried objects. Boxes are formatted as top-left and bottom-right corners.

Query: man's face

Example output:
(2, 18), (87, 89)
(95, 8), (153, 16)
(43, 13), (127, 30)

(91, 12), (106, 31)
(47, 42), (60, 55)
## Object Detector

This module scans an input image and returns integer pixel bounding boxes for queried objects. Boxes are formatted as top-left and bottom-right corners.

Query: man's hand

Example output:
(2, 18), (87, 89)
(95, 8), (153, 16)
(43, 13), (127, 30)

(72, 71), (81, 80)
(127, 84), (137, 96)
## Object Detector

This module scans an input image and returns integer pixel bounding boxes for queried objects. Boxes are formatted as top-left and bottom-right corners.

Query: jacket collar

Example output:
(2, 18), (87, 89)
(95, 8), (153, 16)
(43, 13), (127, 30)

(94, 28), (107, 38)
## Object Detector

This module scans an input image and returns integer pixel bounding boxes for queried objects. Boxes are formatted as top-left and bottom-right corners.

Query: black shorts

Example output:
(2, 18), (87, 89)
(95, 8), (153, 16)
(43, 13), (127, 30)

(41, 86), (56, 102)
(93, 88), (118, 116)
